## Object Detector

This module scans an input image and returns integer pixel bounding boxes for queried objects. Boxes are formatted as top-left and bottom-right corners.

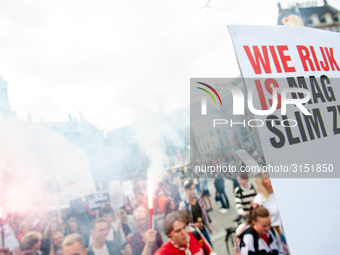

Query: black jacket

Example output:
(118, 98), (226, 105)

(87, 241), (123, 255)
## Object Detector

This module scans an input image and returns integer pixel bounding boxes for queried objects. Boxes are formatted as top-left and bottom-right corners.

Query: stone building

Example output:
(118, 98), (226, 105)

(278, 0), (340, 31)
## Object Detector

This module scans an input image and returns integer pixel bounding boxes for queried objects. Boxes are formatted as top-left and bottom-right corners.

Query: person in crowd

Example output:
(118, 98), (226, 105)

(157, 191), (167, 213)
(253, 173), (281, 234)
(179, 180), (214, 247)
(67, 218), (90, 248)
(237, 206), (283, 255)
(41, 219), (64, 255)
(87, 218), (131, 255)
(127, 207), (163, 255)
(20, 231), (42, 255)
(179, 176), (188, 200)
(49, 231), (64, 255)
(136, 191), (148, 209)
(115, 209), (137, 239)
(214, 174), (229, 213)
(164, 198), (178, 220)
(62, 233), (88, 255)
(199, 178), (212, 211)
(8, 213), (22, 238)
(234, 172), (257, 217)
(193, 175), (200, 195)
(121, 197), (134, 215)
(154, 211), (213, 255)
(169, 177), (181, 206)
(17, 221), (31, 241)
(88, 204), (126, 246)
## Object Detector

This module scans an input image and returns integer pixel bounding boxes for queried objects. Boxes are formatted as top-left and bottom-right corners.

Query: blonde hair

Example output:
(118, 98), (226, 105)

(19, 221), (30, 231)
(21, 231), (42, 251)
(133, 207), (149, 220)
(50, 231), (64, 255)
(254, 173), (270, 201)
(62, 233), (86, 249)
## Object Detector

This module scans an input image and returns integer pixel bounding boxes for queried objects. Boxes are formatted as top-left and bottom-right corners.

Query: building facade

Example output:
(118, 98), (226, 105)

(278, 1), (340, 32)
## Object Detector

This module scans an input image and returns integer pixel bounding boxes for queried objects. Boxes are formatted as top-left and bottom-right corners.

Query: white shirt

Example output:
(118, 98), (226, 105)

(253, 193), (280, 226)
(89, 223), (126, 247)
(92, 244), (110, 255)
(106, 223), (126, 243)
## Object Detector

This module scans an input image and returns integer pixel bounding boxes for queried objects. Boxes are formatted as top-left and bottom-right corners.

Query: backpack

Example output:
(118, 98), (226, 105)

(238, 226), (277, 254)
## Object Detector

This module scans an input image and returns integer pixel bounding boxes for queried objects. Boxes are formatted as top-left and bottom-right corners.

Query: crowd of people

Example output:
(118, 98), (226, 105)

(0, 169), (289, 255)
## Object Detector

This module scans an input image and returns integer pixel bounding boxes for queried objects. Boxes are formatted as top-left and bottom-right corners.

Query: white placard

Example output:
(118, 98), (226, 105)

(109, 181), (125, 210)
(229, 25), (340, 255)
(53, 150), (96, 201)
(235, 149), (260, 167)
(121, 181), (134, 196)
(3, 224), (19, 251)
(46, 192), (70, 211)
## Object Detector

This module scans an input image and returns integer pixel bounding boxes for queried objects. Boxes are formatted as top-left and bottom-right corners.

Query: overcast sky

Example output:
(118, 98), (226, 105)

(0, 0), (339, 131)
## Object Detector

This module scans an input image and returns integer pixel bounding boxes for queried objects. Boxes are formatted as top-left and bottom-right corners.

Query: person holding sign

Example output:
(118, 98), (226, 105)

(237, 206), (283, 255)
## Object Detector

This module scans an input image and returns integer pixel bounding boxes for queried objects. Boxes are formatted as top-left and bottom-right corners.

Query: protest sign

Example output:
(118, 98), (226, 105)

(3, 224), (19, 251)
(121, 181), (134, 196)
(46, 192), (70, 211)
(109, 181), (124, 210)
(53, 150), (96, 201)
(229, 24), (340, 255)
(235, 149), (260, 167)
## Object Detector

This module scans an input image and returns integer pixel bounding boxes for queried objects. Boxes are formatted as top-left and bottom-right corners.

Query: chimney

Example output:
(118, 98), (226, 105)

(324, 0), (328, 6)
(277, 2), (282, 11)
(68, 114), (72, 122)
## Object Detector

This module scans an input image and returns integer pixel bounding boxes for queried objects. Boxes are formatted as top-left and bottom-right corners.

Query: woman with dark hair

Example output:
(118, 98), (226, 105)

(121, 197), (134, 215)
(67, 218), (89, 247)
(115, 209), (136, 239)
(163, 198), (177, 220)
(237, 206), (283, 255)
